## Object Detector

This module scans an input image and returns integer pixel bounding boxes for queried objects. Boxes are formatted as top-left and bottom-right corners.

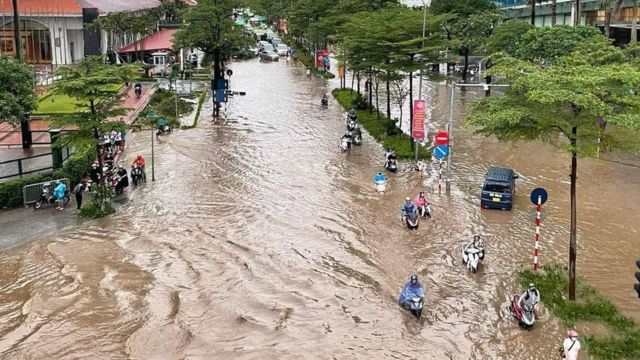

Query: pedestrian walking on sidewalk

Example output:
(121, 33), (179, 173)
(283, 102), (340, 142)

(119, 129), (126, 151)
(560, 330), (581, 360)
(73, 180), (87, 210)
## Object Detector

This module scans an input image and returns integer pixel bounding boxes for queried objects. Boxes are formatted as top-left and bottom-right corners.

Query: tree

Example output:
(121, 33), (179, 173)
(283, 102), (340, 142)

(174, 0), (248, 117)
(52, 56), (136, 214)
(0, 56), (37, 125)
(483, 21), (534, 57)
(514, 25), (603, 65)
(601, 0), (625, 39)
(466, 34), (640, 301)
(431, 0), (499, 81)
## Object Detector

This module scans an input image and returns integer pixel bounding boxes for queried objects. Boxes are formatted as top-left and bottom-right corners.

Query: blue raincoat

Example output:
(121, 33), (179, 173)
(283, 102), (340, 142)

(398, 282), (425, 305)
(374, 173), (387, 184)
(54, 182), (67, 200)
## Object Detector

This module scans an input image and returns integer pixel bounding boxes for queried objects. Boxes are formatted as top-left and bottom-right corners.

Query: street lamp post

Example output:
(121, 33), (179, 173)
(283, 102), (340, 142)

(416, 0), (427, 161)
(147, 111), (157, 181)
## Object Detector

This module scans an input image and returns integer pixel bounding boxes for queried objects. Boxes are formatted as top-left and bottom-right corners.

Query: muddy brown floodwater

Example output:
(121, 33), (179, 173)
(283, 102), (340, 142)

(0, 58), (638, 359)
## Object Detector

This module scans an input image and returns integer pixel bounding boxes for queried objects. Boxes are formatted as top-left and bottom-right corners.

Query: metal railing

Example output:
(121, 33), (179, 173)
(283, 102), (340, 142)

(23, 178), (70, 207)
(0, 144), (74, 181)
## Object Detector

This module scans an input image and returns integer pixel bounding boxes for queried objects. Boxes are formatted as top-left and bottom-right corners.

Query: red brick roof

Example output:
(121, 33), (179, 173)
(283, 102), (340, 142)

(0, 0), (83, 15)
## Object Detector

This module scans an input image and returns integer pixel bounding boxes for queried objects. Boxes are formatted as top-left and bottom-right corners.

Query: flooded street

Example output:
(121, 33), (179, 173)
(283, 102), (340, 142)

(0, 58), (638, 359)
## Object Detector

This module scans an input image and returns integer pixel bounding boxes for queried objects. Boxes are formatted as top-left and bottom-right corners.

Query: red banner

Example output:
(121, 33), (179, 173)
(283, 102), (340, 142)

(315, 50), (329, 69)
(412, 100), (426, 139)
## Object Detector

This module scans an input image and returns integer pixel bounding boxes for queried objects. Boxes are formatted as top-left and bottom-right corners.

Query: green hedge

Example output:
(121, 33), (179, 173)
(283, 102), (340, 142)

(332, 89), (429, 159)
(0, 145), (95, 209)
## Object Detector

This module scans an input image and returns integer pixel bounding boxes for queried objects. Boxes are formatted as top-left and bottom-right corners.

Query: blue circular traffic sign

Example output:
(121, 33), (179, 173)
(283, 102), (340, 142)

(433, 145), (449, 159)
(530, 188), (548, 205)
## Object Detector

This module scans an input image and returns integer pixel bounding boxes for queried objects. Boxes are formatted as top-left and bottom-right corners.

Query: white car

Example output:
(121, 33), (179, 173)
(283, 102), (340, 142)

(276, 44), (289, 56)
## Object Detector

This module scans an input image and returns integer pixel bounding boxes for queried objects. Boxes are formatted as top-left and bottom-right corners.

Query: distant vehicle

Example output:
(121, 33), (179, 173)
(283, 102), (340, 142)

(258, 41), (270, 50)
(480, 166), (518, 210)
(261, 43), (275, 53)
(276, 44), (289, 56)
(259, 50), (279, 61)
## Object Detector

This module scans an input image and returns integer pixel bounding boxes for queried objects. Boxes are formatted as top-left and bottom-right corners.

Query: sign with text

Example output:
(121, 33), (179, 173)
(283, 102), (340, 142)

(412, 100), (426, 139)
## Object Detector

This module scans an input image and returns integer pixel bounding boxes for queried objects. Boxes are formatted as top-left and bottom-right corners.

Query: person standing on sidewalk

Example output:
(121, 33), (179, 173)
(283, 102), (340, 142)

(560, 330), (581, 360)
(73, 180), (87, 210)
(54, 181), (67, 211)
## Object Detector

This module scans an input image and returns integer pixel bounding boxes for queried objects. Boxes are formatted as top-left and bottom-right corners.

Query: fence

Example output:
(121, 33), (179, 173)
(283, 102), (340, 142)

(23, 178), (70, 207)
(0, 144), (74, 181)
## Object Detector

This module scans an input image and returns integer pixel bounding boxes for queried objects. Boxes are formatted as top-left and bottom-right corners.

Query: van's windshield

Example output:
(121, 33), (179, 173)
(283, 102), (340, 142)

(484, 182), (509, 193)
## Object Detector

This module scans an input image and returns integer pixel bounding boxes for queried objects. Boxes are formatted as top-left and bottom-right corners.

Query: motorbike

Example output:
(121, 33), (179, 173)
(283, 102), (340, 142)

(340, 137), (351, 152)
(156, 123), (171, 136)
(346, 112), (357, 123)
(402, 208), (419, 230)
(131, 165), (144, 186)
(375, 179), (387, 193)
(321, 98), (328, 106)
(417, 204), (432, 219)
(34, 183), (70, 210)
(509, 294), (536, 329)
(135, 87), (142, 99)
(352, 133), (362, 145)
(347, 119), (357, 132)
(385, 158), (398, 173)
(462, 244), (485, 273)
(404, 297), (424, 319)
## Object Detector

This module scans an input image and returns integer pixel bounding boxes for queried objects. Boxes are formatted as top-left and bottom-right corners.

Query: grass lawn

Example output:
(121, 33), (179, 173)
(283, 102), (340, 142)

(332, 89), (429, 159)
(34, 84), (123, 115)
(519, 265), (640, 359)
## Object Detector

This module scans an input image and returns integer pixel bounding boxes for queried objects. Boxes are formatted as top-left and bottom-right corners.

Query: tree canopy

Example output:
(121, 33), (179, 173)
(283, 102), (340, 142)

(0, 56), (38, 125)
(429, 0), (496, 16)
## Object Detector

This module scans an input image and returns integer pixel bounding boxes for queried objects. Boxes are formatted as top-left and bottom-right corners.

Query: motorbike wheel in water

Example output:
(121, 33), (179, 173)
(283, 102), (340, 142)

(34, 199), (43, 210)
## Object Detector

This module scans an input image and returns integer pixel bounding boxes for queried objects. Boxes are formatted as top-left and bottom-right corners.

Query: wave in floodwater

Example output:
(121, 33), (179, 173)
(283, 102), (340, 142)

(0, 58), (637, 359)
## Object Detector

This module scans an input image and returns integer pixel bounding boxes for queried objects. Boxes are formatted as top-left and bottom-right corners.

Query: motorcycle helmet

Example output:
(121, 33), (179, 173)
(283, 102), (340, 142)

(410, 274), (418, 283)
(567, 330), (578, 338)
(528, 283), (536, 290)
(419, 191), (424, 196)
(405, 197), (411, 202)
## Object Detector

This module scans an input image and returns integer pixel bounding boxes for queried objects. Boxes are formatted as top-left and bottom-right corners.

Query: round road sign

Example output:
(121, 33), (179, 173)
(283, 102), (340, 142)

(435, 131), (449, 145)
(530, 187), (548, 205)
(226, 69), (234, 76)
(433, 145), (449, 159)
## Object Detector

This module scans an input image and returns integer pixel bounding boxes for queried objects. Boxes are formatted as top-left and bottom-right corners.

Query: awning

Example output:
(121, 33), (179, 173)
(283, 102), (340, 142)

(119, 29), (177, 54)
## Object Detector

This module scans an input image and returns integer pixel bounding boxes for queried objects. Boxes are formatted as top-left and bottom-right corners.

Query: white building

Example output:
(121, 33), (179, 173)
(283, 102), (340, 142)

(0, 0), (161, 69)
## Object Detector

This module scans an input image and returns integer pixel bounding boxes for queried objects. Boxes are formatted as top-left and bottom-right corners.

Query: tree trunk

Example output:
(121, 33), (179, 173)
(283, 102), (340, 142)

(569, 125), (578, 301)
(605, 10), (612, 38)
(213, 47), (223, 117)
(375, 78), (380, 119)
(530, 0), (536, 26)
(633, 16), (638, 43)
(551, 0), (557, 26)
(351, 71), (355, 94)
(462, 49), (469, 82)
(368, 66), (373, 114)
(409, 72), (414, 150)
(575, 0), (581, 26)
(357, 71), (361, 95)
(386, 76), (391, 120)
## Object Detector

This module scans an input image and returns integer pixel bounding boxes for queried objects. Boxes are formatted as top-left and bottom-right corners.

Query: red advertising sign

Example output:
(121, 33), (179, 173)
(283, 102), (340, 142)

(315, 50), (329, 69)
(412, 100), (426, 139)
(434, 131), (449, 145)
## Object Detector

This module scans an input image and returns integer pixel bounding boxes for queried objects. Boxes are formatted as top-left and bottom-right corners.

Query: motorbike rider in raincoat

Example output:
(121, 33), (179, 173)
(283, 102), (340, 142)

(132, 155), (146, 181)
(400, 197), (417, 220)
(413, 191), (431, 218)
(373, 172), (387, 184)
(398, 274), (425, 307)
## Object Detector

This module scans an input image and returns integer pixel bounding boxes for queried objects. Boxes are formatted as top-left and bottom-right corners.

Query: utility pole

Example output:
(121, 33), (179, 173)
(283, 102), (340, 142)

(416, 0), (427, 161)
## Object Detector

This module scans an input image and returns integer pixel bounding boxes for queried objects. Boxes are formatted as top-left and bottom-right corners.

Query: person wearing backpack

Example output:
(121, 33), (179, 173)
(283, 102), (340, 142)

(560, 330), (580, 360)
(73, 180), (88, 210)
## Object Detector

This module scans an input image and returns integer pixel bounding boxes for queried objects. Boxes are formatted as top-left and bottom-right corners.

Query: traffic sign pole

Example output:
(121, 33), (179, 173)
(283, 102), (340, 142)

(534, 195), (542, 270)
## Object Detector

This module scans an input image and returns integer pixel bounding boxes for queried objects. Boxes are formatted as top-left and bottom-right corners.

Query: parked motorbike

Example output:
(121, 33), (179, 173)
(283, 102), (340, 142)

(347, 119), (357, 132)
(34, 183), (70, 210)
(509, 294), (536, 329)
(352, 133), (362, 145)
